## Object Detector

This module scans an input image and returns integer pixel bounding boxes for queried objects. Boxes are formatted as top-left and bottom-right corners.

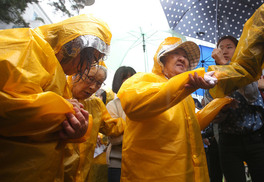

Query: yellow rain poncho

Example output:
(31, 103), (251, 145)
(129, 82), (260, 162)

(208, 3), (264, 98)
(64, 96), (125, 182)
(0, 14), (111, 182)
(117, 37), (232, 182)
(105, 88), (115, 105)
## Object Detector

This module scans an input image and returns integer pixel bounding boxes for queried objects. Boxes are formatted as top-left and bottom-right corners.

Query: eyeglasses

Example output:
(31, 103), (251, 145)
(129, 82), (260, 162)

(85, 76), (106, 88)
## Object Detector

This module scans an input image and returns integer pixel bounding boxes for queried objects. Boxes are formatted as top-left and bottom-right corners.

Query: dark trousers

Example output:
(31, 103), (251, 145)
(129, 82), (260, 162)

(108, 168), (121, 182)
(205, 138), (223, 182)
(219, 130), (264, 182)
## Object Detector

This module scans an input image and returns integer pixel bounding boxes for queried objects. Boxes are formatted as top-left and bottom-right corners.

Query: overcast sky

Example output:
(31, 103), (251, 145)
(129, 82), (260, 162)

(39, 0), (215, 89)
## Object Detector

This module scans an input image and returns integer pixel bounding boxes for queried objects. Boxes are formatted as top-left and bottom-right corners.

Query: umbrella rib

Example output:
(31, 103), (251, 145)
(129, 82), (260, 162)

(199, 45), (203, 61)
(119, 37), (142, 66)
(127, 32), (140, 39)
(145, 31), (159, 40)
(215, 0), (219, 44)
(172, 0), (200, 30)
(204, 55), (216, 62)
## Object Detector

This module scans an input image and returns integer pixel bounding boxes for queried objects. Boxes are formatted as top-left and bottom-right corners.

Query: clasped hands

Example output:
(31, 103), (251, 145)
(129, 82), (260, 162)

(59, 99), (89, 140)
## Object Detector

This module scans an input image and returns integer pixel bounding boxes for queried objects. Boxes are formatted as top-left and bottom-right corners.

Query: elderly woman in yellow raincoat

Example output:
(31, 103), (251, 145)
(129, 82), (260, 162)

(117, 37), (234, 182)
(0, 14), (112, 181)
(64, 65), (125, 182)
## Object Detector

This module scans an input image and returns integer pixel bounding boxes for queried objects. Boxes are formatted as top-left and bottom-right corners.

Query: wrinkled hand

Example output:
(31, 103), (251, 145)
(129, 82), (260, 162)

(60, 107), (89, 140)
(67, 99), (84, 110)
(204, 71), (218, 85)
(185, 72), (217, 90)
(211, 48), (226, 65)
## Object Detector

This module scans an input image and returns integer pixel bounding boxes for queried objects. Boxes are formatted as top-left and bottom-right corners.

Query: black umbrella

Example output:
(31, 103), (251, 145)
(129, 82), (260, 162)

(160, 0), (264, 43)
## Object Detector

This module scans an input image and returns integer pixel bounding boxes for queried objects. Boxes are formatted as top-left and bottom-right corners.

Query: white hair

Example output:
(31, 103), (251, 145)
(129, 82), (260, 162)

(97, 65), (107, 80)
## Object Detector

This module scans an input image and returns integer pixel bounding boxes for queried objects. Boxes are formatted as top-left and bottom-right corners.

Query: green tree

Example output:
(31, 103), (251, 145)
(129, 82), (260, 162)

(50, 0), (86, 17)
(0, 0), (87, 27)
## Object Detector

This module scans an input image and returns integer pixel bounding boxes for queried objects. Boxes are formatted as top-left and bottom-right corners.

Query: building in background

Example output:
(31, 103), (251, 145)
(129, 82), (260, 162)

(0, 2), (52, 30)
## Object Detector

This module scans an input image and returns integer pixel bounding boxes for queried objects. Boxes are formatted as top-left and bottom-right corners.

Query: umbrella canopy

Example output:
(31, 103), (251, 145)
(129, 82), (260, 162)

(160, 0), (264, 43)
(197, 45), (215, 72)
(106, 28), (186, 72)
(194, 45), (215, 96)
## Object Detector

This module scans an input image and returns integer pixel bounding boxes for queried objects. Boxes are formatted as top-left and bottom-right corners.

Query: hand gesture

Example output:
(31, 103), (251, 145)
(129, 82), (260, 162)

(211, 48), (226, 65)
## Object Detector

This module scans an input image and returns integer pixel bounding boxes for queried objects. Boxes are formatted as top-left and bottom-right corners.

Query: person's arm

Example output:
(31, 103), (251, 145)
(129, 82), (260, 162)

(0, 32), (85, 138)
(93, 98), (125, 137)
(106, 99), (120, 119)
(196, 97), (234, 130)
(208, 4), (264, 98)
(106, 99), (124, 145)
(0, 83), (90, 140)
(0, 89), (74, 137)
(205, 89), (232, 124)
(117, 68), (215, 121)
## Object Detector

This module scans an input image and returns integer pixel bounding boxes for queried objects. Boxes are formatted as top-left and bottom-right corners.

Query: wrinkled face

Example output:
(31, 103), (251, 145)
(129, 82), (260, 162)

(72, 66), (106, 100)
(218, 39), (236, 64)
(162, 48), (189, 79)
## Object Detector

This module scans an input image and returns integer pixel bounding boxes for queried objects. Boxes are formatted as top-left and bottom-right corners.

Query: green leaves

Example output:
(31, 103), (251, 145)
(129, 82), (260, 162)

(0, 0), (38, 27)
(0, 0), (87, 27)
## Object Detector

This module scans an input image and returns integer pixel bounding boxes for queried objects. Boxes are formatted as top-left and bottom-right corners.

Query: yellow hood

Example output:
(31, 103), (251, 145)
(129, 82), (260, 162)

(34, 14), (112, 55)
(152, 40), (166, 77)
(152, 37), (200, 77)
